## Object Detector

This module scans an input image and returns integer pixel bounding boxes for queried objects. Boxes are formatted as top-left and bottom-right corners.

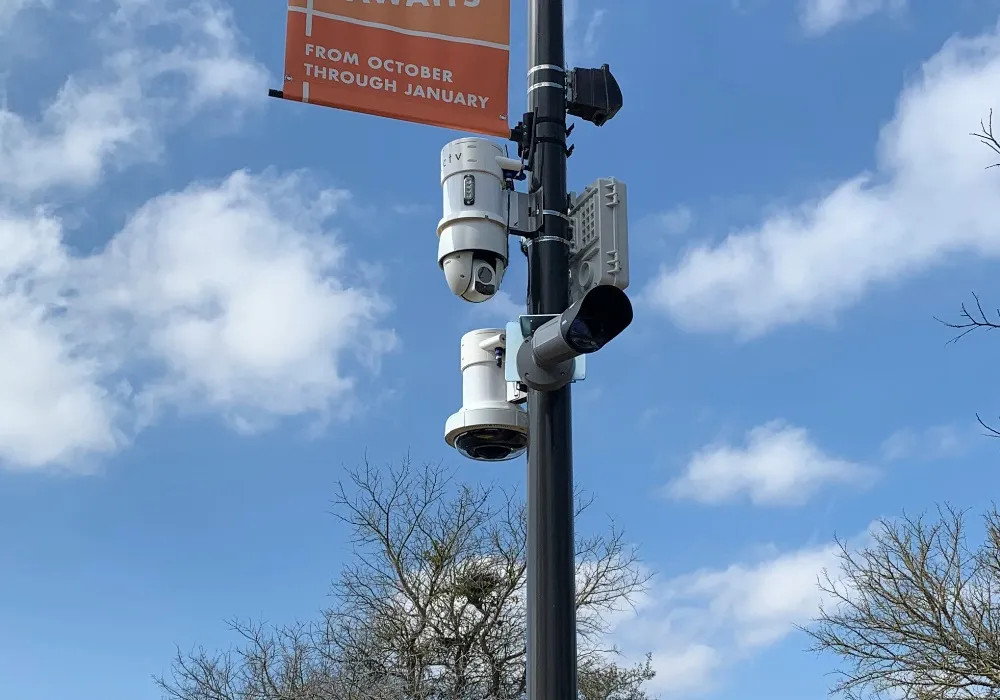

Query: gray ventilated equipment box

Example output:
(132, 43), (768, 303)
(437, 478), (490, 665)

(568, 178), (629, 305)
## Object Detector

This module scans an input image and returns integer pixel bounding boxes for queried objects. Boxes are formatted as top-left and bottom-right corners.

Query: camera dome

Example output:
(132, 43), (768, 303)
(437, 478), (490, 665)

(441, 251), (506, 303)
(445, 405), (529, 463)
(444, 329), (529, 463)
(456, 428), (528, 462)
(437, 138), (510, 304)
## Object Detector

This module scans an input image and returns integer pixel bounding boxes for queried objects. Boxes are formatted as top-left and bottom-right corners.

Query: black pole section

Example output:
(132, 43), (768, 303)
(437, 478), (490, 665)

(525, 1), (576, 699)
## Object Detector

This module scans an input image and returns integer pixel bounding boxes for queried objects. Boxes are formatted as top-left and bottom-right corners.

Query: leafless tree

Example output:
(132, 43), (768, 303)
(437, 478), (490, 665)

(934, 113), (1000, 435)
(806, 506), (1000, 700)
(972, 109), (1000, 169)
(935, 291), (1000, 437)
(578, 654), (656, 700)
(937, 291), (1000, 345)
(157, 620), (369, 700)
(157, 457), (654, 700)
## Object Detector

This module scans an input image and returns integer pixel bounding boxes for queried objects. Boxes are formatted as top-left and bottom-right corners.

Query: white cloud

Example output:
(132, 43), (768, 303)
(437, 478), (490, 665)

(88, 171), (394, 428)
(582, 9), (607, 57)
(667, 421), (871, 506)
(881, 424), (966, 462)
(565, 0), (607, 66)
(611, 542), (841, 696)
(0, 72), (151, 196)
(0, 211), (120, 469)
(677, 545), (839, 649)
(0, 0), (368, 473)
(648, 645), (722, 695)
(0, 171), (395, 472)
(655, 205), (696, 237)
(0, 0), (267, 199)
(0, 297), (122, 470)
(466, 290), (524, 328)
(0, 0), (46, 28)
(800, 0), (907, 36)
(107, 0), (268, 107)
(647, 20), (1000, 338)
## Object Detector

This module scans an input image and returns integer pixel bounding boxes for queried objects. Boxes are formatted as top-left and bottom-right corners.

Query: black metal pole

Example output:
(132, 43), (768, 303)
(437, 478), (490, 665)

(525, 1), (576, 699)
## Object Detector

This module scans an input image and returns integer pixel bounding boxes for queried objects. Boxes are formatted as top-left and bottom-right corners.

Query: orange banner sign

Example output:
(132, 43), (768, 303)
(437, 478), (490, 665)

(282, 0), (511, 137)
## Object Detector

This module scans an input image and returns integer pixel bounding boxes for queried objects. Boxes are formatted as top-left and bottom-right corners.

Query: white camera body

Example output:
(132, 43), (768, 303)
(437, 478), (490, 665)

(438, 138), (514, 303)
(445, 329), (528, 462)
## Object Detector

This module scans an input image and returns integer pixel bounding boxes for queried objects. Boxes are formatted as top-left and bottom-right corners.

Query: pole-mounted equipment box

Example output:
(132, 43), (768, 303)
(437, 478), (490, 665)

(568, 178), (629, 306)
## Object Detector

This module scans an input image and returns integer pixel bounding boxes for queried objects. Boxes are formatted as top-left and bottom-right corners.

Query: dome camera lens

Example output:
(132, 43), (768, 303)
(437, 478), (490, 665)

(476, 264), (494, 284)
(474, 444), (512, 461)
(455, 428), (527, 462)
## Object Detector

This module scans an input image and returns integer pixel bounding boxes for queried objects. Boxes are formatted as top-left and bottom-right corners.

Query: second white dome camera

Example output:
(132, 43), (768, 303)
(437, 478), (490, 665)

(445, 329), (528, 462)
(437, 138), (512, 303)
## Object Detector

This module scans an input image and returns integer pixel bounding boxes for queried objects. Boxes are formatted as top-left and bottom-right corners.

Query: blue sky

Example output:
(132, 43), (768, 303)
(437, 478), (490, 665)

(2, 0), (1000, 697)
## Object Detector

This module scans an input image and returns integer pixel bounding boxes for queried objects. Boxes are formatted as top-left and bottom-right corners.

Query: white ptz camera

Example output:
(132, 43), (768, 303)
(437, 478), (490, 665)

(445, 329), (528, 462)
(437, 138), (522, 303)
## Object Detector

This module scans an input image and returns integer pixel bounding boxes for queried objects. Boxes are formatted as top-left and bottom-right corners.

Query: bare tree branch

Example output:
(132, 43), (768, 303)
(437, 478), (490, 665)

(971, 109), (1000, 168)
(805, 506), (1000, 700)
(935, 292), (1000, 344)
(158, 457), (654, 700)
(936, 288), (1000, 436)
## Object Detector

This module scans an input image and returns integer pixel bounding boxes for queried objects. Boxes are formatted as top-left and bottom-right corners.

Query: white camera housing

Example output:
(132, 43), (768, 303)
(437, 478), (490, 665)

(438, 138), (512, 303)
(445, 329), (528, 462)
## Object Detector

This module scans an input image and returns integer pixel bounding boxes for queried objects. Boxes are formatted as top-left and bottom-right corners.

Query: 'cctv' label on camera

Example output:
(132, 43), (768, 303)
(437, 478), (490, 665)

(281, 0), (510, 136)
